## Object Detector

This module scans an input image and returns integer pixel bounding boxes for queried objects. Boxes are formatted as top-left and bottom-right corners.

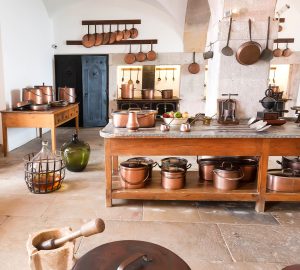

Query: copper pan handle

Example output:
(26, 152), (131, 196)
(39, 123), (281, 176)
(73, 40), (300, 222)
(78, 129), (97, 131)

(117, 253), (152, 270)
(213, 169), (244, 181)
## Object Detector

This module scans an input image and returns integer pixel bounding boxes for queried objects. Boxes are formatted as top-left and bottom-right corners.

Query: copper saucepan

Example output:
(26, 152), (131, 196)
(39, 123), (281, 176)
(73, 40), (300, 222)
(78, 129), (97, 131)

(94, 25), (103, 46)
(124, 44), (136, 64)
(82, 25), (95, 48)
(236, 19), (261, 65)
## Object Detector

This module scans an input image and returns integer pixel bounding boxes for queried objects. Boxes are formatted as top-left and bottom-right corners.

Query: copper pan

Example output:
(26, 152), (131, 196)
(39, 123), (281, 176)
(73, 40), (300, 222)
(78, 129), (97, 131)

(188, 52), (200, 74)
(124, 44), (136, 64)
(115, 24), (123, 42)
(236, 19), (261, 65)
(102, 25), (110, 45)
(136, 44), (146, 62)
(34, 83), (54, 103)
(108, 24), (116, 44)
(267, 169), (300, 192)
(94, 25), (103, 46)
(146, 42), (157, 61)
(82, 25), (95, 48)
(161, 167), (186, 190)
(122, 24), (131, 40)
(130, 24), (138, 39)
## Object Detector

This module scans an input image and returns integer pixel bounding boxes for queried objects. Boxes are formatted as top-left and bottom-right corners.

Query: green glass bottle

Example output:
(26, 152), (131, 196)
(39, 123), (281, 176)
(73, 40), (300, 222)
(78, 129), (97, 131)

(61, 133), (90, 172)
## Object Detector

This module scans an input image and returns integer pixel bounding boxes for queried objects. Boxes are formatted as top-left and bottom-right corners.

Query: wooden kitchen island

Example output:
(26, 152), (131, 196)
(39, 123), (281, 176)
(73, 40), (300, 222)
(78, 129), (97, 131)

(100, 121), (300, 212)
(1, 103), (79, 156)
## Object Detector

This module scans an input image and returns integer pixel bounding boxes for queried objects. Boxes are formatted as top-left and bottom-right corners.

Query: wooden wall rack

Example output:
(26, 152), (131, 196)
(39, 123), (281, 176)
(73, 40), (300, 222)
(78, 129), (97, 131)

(121, 68), (141, 71)
(82, 19), (141, 25)
(155, 68), (177, 71)
(66, 39), (158, 46)
(274, 38), (294, 43)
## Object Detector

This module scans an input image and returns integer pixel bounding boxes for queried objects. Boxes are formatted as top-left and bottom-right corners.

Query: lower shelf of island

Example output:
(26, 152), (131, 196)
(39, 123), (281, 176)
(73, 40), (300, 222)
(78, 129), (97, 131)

(265, 191), (300, 201)
(111, 171), (258, 202)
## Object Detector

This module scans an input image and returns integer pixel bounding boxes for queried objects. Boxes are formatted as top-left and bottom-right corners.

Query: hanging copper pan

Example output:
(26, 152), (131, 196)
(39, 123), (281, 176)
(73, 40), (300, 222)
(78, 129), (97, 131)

(130, 24), (139, 39)
(188, 52), (200, 74)
(115, 24), (123, 42)
(108, 24), (116, 44)
(146, 42), (157, 61)
(94, 25), (103, 46)
(122, 24), (131, 40)
(236, 19), (261, 65)
(82, 25), (95, 48)
(136, 44), (146, 62)
(102, 25), (110, 45)
(124, 44), (136, 64)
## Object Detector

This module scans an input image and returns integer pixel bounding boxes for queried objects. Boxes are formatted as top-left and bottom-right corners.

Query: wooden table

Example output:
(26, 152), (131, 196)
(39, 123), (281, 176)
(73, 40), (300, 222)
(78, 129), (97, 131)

(100, 122), (300, 212)
(1, 103), (79, 156)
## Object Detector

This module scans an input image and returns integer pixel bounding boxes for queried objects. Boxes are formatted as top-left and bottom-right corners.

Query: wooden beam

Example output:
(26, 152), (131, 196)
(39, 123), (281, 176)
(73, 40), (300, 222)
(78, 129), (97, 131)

(66, 39), (158, 46)
(274, 38), (294, 43)
(82, 19), (141, 25)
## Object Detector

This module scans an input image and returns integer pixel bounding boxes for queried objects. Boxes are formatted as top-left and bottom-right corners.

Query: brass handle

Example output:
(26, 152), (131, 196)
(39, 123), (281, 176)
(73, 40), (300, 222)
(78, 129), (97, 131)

(117, 253), (151, 270)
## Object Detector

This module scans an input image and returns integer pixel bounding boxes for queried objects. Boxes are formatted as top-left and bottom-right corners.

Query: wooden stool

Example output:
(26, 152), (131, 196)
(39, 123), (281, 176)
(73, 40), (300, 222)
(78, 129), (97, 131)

(73, 240), (191, 270)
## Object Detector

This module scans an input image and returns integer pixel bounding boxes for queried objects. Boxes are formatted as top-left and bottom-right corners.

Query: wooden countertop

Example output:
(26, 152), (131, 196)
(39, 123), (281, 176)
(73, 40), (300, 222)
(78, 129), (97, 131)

(115, 96), (181, 102)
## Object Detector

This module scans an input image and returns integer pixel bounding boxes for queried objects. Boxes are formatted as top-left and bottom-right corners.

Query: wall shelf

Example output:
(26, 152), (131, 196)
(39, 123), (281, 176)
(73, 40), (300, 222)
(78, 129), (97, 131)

(66, 39), (158, 46)
(274, 38), (294, 43)
(82, 19), (141, 25)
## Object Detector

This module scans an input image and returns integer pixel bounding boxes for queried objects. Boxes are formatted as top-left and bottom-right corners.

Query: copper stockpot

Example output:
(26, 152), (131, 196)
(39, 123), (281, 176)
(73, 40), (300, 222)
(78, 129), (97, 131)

(197, 157), (222, 181)
(119, 161), (149, 189)
(34, 83), (55, 103)
(58, 87), (76, 103)
(141, 89), (154, 99)
(160, 157), (192, 172)
(213, 162), (244, 190)
(161, 167), (186, 190)
(120, 84), (135, 99)
(127, 157), (157, 178)
(111, 109), (157, 128)
(22, 88), (44, 104)
(267, 169), (300, 192)
(238, 158), (258, 181)
(157, 89), (173, 99)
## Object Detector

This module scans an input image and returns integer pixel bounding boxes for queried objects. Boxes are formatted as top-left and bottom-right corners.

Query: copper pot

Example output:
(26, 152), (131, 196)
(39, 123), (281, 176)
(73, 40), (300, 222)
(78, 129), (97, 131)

(267, 169), (300, 192)
(58, 87), (76, 103)
(141, 89), (154, 99)
(119, 161), (149, 189)
(213, 162), (244, 190)
(197, 157), (222, 181)
(157, 89), (173, 99)
(22, 88), (44, 104)
(160, 157), (191, 172)
(127, 157), (157, 178)
(238, 159), (257, 182)
(120, 84), (134, 99)
(277, 156), (300, 174)
(161, 167), (186, 190)
(111, 110), (157, 128)
(34, 83), (54, 103)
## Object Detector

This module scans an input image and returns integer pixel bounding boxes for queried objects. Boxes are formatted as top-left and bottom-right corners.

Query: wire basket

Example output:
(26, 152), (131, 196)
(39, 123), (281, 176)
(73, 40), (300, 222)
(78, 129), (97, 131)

(24, 153), (66, 194)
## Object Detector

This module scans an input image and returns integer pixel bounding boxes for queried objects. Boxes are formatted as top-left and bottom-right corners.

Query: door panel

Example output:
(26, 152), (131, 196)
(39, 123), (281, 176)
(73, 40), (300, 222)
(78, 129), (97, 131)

(82, 55), (108, 127)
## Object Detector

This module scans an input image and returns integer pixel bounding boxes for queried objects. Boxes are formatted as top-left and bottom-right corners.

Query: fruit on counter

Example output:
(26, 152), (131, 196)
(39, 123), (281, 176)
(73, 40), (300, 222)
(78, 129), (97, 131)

(168, 111), (175, 117)
(162, 113), (170, 118)
(162, 111), (189, 118)
(182, 112), (189, 118)
(174, 112), (182, 118)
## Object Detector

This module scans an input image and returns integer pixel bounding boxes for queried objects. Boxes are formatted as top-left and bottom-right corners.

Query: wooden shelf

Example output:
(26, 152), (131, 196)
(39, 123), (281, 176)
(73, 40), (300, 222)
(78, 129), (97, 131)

(112, 171), (258, 201)
(82, 19), (141, 25)
(265, 191), (300, 201)
(273, 38), (294, 44)
(66, 39), (158, 46)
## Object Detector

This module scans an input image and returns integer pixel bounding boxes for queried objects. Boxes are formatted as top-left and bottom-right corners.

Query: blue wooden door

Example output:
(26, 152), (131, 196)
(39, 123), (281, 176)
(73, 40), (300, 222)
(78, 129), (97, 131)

(82, 55), (108, 127)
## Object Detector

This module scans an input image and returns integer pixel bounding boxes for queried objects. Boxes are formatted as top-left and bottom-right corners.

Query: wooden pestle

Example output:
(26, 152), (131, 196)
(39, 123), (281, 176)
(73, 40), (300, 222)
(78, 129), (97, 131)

(37, 218), (105, 250)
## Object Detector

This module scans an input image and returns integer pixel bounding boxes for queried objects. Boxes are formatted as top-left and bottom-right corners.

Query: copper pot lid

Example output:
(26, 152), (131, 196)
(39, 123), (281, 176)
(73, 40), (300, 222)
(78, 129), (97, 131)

(127, 157), (155, 166)
(120, 161), (148, 169)
(72, 240), (191, 270)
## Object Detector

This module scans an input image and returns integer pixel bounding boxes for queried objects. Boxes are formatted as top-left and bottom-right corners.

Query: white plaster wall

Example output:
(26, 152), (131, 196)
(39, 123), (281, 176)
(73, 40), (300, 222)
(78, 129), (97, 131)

(51, 0), (184, 54)
(0, 0), (53, 150)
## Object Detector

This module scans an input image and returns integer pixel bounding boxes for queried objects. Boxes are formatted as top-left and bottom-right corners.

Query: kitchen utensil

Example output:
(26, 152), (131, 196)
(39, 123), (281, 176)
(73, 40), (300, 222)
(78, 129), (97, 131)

(165, 70), (168, 81)
(136, 69), (140, 84)
(82, 25), (95, 48)
(50, 100), (69, 107)
(157, 89), (173, 99)
(126, 111), (139, 132)
(37, 219), (105, 250)
(58, 87), (76, 103)
(197, 157), (222, 181)
(120, 83), (135, 99)
(163, 117), (187, 126)
(34, 83), (55, 103)
(30, 104), (50, 111)
(161, 167), (186, 190)
(128, 69), (133, 84)
(157, 69), (161, 81)
(115, 24), (123, 42)
(278, 25), (283, 32)
(160, 157), (191, 172)
(160, 123), (170, 132)
(188, 52), (200, 74)
(111, 109), (157, 128)
(141, 89), (154, 99)
(136, 44), (146, 62)
(277, 156), (300, 173)
(146, 42), (157, 61)
(121, 69), (125, 82)
(213, 162), (244, 190)
(238, 158), (257, 181)
(13, 100), (31, 110)
(122, 24), (131, 40)
(273, 43), (283, 57)
(22, 88), (44, 104)
(126, 157), (157, 179)
(283, 43), (292, 57)
(180, 123), (191, 132)
(236, 19), (262, 65)
(124, 44), (136, 64)
(203, 43), (214, 59)
(102, 25), (110, 45)
(94, 25), (103, 46)
(130, 24), (138, 39)
(267, 169), (300, 192)
(260, 16), (273, 61)
(259, 88), (277, 111)
(221, 17), (233, 56)
(249, 120), (268, 129)
(119, 161), (149, 188)
(108, 24), (116, 44)
(172, 69), (175, 81)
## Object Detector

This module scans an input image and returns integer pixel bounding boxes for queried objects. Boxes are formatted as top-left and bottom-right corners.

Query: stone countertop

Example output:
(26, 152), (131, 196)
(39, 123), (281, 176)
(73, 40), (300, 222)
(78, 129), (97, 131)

(100, 120), (300, 139)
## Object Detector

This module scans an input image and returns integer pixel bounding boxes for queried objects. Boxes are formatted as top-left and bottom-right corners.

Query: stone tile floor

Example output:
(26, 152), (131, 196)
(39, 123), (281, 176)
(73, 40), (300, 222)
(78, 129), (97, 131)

(0, 127), (299, 270)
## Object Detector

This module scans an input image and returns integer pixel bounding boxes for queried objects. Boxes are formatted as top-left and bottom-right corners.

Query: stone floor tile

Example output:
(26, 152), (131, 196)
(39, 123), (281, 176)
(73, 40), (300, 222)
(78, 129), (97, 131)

(196, 202), (279, 225)
(143, 201), (200, 223)
(271, 212), (300, 226)
(218, 224), (300, 264)
(189, 261), (281, 270)
(0, 194), (55, 217)
(77, 220), (233, 266)
(0, 215), (8, 225)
